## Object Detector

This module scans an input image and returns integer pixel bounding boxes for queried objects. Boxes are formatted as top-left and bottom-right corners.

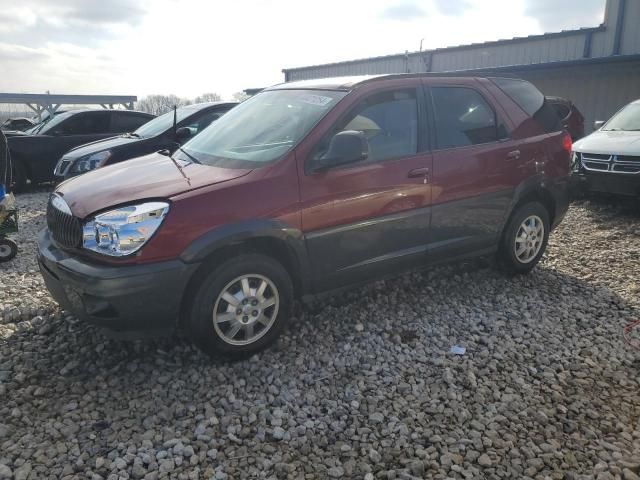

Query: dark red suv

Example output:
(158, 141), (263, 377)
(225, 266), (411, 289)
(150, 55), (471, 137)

(38, 75), (571, 358)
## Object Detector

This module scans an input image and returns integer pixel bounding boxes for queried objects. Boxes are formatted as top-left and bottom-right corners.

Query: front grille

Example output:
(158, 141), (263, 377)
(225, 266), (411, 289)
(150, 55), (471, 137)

(46, 198), (83, 248)
(581, 152), (640, 174)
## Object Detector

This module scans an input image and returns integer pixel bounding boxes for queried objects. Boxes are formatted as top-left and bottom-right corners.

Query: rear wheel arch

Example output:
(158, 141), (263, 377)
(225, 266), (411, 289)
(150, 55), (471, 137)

(503, 182), (556, 235)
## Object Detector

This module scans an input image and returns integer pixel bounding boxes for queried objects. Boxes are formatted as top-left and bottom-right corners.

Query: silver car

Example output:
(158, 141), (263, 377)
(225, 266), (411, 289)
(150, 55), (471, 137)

(571, 99), (640, 197)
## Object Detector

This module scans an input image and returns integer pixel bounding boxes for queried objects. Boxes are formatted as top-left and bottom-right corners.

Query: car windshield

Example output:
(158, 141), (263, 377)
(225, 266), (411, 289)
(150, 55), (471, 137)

(176, 89), (346, 168)
(32, 111), (75, 135)
(134, 106), (200, 138)
(603, 103), (640, 131)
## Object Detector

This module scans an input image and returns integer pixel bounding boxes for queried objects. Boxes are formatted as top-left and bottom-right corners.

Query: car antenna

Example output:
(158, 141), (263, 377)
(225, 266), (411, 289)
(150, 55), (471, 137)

(173, 105), (177, 137)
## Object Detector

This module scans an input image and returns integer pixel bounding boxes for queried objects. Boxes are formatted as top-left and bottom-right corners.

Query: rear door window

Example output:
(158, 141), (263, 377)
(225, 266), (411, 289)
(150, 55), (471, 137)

(491, 77), (560, 133)
(431, 87), (499, 149)
(59, 112), (111, 135)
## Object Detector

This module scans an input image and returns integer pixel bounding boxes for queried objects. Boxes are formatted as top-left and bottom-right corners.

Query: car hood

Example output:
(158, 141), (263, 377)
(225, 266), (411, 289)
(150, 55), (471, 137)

(2, 129), (29, 137)
(573, 130), (640, 155)
(56, 152), (252, 219)
(64, 134), (141, 159)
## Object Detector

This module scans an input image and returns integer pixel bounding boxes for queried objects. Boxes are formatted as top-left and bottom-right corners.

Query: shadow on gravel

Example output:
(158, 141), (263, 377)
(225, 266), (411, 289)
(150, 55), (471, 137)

(573, 193), (640, 218)
(5, 258), (635, 378)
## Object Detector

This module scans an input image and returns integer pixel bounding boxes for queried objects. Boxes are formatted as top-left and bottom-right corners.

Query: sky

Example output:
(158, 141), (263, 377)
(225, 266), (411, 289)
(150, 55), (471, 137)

(0, 0), (606, 101)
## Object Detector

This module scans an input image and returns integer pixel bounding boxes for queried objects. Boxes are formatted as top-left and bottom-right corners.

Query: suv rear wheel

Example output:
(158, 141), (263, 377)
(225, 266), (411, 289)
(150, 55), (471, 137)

(186, 254), (293, 359)
(499, 201), (550, 274)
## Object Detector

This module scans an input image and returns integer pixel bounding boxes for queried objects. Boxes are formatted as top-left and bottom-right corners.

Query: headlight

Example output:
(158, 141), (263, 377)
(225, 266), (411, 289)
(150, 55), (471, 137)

(69, 150), (112, 174)
(82, 202), (169, 257)
(570, 151), (581, 171)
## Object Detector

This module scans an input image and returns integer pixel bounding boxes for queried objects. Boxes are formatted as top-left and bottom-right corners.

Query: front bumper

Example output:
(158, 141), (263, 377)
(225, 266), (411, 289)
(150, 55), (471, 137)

(38, 229), (199, 332)
(570, 171), (640, 197)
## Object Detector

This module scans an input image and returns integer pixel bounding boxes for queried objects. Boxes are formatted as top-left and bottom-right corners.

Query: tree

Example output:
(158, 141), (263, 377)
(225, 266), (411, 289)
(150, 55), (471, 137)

(194, 92), (222, 103)
(232, 91), (251, 103)
(136, 94), (192, 116)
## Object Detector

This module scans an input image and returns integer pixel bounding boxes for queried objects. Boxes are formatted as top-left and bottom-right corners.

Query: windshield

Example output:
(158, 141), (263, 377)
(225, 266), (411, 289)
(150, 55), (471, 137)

(32, 111), (75, 135)
(177, 89), (346, 168)
(134, 106), (199, 138)
(603, 103), (640, 131)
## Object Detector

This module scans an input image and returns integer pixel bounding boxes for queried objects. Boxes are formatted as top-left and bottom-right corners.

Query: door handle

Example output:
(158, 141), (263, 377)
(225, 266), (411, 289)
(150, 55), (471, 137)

(408, 167), (430, 178)
(506, 150), (521, 160)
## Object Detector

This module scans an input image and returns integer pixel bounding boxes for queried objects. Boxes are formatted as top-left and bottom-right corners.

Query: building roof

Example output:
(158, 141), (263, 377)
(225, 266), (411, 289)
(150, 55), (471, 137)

(282, 26), (605, 74)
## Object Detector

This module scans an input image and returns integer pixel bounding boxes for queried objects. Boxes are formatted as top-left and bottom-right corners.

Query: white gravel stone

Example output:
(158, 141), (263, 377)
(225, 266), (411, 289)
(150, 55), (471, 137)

(1, 192), (639, 479)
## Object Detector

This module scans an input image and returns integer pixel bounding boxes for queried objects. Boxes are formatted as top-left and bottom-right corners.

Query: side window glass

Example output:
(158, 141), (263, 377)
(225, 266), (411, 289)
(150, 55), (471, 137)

(111, 113), (151, 132)
(491, 77), (560, 133)
(316, 89), (418, 164)
(551, 103), (571, 121)
(431, 87), (499, 149)
(182, 111), (222, 136)
(60, 112), (110, 135)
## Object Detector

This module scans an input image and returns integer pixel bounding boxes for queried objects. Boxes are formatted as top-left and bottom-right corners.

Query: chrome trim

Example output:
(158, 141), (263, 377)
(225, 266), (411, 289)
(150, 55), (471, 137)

(580, 152), (640, 174)
(53, 158), (72, 176)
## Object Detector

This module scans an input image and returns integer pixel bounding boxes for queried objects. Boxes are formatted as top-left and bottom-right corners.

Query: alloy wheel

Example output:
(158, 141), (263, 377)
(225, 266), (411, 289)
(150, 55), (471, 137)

(212, 274), (280, 346)
(514, 215), (544, 264)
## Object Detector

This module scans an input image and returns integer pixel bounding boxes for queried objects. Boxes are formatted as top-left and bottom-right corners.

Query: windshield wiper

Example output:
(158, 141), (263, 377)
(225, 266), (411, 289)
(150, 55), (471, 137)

(125, 132), (141, 138)
(176, 147), (201, 164)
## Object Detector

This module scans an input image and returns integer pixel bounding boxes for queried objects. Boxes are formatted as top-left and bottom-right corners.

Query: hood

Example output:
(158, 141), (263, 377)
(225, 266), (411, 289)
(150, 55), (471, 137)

(63, 134), (140, 159)
(573, 130), (640, 156)
(56, 152), (252, 219)
(2, 130), (28, 138)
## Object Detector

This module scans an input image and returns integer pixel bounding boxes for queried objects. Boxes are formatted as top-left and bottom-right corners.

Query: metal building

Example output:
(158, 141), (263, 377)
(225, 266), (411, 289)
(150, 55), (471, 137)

(282, 0), (640, 134)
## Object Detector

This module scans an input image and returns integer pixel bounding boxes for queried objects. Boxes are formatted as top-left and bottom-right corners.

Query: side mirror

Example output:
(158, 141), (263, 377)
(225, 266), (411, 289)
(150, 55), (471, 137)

(175, 127), (192, 140)
(594, 120), (605, 130)
(313, 130), (368, 172)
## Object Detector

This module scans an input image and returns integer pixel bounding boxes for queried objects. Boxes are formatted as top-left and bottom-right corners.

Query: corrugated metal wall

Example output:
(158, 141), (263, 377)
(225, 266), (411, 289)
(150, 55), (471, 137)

(621, 0), (640, 55)
(514, 59), (640, 134)
(283, 0), (637, 82)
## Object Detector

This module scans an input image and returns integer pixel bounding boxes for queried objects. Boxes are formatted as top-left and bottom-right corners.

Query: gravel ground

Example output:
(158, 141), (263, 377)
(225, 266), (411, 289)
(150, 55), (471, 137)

(1, 192), (639, 480)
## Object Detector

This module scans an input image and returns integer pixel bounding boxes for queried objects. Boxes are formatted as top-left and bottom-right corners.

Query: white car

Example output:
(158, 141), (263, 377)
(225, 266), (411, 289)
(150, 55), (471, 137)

(571, 99), (640, 197)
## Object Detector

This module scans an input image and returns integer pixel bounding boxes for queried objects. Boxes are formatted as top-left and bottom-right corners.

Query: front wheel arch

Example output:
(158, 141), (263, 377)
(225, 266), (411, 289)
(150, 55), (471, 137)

(178, 236), (304, 328)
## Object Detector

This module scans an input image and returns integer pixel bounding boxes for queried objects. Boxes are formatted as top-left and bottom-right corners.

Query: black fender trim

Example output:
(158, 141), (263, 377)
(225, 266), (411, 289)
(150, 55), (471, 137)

(179, 219), (312, 293)
(505, 174), (570, 231)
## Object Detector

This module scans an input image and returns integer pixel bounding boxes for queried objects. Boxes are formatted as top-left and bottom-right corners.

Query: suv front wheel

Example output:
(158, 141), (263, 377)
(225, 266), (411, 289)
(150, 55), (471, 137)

(186, 253), (293, 359)
(499, 201), (550, 274)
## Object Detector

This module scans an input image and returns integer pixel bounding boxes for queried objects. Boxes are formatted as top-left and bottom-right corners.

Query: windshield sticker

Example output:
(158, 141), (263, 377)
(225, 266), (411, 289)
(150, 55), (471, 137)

(299, 94), (334, 107)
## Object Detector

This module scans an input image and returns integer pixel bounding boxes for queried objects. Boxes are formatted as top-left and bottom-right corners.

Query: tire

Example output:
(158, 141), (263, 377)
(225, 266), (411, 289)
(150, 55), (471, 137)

(0, 238), (18, 263)
(499, 201), (550, 274)
(186, 254), (293, 360)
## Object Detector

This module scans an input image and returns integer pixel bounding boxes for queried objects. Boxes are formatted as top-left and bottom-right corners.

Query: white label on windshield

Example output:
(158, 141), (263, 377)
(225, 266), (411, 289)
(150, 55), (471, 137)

(300, 94), (334, 106)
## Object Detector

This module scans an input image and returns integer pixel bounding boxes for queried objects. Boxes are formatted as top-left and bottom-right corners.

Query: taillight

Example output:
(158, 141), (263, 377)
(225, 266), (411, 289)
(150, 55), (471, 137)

(562, 132), (572, 153)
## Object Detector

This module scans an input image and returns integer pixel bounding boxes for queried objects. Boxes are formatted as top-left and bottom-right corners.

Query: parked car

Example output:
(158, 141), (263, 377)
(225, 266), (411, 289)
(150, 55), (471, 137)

(7, 109), (154, 190)
(54, 102), (237, 180)
(38, 75), (571, 359)
(546, 96), (585, 141)
(571, 98), (640, 197)
(1, 117), (35, 132)
(2, 111), (76, 139)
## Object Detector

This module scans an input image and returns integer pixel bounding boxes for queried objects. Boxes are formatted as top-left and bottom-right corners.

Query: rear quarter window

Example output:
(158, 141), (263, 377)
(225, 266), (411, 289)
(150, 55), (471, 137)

(491, 78), (561, 134)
